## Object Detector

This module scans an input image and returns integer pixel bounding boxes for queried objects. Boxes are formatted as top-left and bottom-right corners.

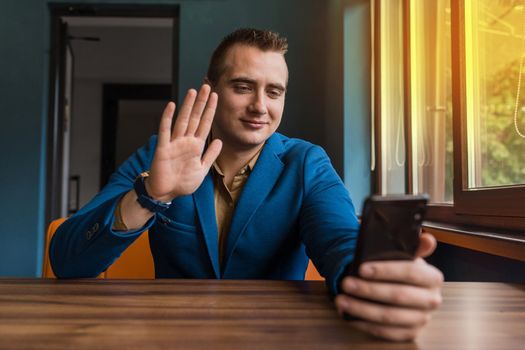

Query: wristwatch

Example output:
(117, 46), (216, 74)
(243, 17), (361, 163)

(133, 171), (172, 213)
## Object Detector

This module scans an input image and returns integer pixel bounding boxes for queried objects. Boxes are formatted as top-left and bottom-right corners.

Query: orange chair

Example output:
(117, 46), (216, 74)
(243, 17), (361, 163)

(305, 260), (323, 280)
(43, 218), (323, 280)
(42, 218), (155, 279)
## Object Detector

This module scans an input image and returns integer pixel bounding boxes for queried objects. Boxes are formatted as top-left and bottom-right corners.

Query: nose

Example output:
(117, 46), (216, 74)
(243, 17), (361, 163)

(248, 91), (268, 115)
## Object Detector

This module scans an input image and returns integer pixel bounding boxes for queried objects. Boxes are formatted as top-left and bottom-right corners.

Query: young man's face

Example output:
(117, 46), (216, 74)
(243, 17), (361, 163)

(210, 44), (288, 151)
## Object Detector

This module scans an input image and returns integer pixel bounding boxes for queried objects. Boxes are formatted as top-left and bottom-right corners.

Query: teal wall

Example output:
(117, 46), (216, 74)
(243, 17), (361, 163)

(0, 0), (371, 277)
(323, 0), (371, 213)
(343, 0), (371, 213)
(1, 0), (50, 277)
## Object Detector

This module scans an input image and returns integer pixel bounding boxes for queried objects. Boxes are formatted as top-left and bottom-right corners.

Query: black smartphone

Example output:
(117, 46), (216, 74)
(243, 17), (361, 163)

(345, 194), (428, 277)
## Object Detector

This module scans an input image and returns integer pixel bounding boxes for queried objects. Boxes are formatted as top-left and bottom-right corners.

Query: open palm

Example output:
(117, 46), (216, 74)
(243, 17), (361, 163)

(146, 85), (222, 202)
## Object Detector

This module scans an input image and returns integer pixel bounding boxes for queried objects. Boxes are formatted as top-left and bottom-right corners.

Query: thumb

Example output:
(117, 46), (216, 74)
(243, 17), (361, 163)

(415, 232), (437, 258)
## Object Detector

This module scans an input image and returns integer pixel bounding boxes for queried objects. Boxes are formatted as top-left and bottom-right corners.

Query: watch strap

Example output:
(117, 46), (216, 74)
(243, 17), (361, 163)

(133, 172), (172, 213)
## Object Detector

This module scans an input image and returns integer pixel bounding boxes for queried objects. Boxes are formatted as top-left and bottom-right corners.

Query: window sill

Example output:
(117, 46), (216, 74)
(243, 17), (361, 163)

(423, 221), (525, 262)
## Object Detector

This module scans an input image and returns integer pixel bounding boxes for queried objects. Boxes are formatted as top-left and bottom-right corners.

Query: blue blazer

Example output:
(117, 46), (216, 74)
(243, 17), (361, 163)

(50, 133), (359, 294)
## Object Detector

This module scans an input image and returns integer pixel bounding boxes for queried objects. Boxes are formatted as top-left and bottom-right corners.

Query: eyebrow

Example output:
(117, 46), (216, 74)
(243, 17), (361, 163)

(228, 77), (287, 92)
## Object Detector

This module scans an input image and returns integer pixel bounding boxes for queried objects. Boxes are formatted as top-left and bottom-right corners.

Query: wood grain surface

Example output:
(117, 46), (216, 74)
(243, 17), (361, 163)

(0, 279), (523, 349)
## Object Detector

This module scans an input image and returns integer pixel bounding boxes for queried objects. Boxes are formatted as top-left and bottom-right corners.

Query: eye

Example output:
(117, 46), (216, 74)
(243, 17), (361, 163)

(267, 89), (283, 99)
(233, 84), (252, 93)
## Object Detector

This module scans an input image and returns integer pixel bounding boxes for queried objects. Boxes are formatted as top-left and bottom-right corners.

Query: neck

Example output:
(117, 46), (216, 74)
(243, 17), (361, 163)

(215, 141), (263, 180)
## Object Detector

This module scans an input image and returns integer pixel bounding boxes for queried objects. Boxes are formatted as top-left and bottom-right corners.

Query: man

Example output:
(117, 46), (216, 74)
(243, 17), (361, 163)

(51, 28), (442, 341)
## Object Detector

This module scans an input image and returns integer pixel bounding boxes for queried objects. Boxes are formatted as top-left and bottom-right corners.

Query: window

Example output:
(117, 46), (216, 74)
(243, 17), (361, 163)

(409, 0), (453, 203)
(454, 0), (525, 219)
(464, 0), (525, 189)
(375, 0), (406, 195)
(376, 0), (525, 231)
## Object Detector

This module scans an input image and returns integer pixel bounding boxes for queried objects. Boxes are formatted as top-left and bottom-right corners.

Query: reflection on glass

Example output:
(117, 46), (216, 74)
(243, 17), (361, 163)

(465, 0), (525, 188)
(410, 0), (453, 202)
(380, 0), (406, 195)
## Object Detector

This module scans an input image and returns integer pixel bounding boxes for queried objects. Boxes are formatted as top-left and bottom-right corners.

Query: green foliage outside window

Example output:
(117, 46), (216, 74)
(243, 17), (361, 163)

(482, 59), (525, 186)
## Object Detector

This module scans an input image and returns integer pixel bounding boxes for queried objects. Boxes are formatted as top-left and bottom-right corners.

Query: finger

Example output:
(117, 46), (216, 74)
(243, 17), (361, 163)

(158, 102), (175, 147)
(201, 139), (222, 169)
(334, 294), (430, 328)
(172, 89), (197, 138)
(350, 320), (422, 342)
(415, 232), (437, 258)
(186, 84), (211, 136)
(359, 259), (444, 288)
(340, 276), (442, 309)
(195, 92), (218, 139)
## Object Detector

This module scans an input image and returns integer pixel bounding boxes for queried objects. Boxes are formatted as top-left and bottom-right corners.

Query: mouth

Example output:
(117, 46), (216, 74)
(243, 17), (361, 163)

(240, 119), (268, 129)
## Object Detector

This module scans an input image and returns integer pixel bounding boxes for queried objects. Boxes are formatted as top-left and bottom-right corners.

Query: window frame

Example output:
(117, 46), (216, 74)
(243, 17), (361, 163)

(372, 0), (383, 194)
(371, 0), (412, 195)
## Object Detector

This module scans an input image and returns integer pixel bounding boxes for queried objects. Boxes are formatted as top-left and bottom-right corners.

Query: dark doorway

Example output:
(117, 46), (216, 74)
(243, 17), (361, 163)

(46, 3), (179, 227)
(101, 84), (172, 188)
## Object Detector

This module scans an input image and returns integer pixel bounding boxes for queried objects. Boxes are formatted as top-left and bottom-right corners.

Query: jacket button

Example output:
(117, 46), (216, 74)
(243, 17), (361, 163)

(86, 223), (99, 240)
(158, 216), (169, 225)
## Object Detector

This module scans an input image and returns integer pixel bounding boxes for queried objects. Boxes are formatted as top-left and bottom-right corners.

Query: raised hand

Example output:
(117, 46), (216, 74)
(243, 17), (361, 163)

(146, 84), (223, 202)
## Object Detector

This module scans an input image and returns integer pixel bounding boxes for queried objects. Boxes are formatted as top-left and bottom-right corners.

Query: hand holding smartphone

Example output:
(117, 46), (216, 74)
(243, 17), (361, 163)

(345, 194), (428, 277)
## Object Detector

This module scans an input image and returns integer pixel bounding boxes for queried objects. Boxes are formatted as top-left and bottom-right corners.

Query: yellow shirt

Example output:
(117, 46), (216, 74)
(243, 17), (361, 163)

(212, 151), (261, 265)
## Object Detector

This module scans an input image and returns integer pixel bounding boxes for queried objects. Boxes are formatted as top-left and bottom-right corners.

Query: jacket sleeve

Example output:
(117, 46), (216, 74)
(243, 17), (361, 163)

(49, 136), (159, 278)
(298, 145), (359, 295)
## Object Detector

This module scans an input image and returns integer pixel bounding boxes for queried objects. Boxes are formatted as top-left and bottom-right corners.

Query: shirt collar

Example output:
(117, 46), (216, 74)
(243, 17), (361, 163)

(212, 146), (263, 178)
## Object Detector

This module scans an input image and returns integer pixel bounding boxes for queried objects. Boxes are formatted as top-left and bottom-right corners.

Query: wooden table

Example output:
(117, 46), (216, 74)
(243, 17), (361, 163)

(0, 279), (523, 349)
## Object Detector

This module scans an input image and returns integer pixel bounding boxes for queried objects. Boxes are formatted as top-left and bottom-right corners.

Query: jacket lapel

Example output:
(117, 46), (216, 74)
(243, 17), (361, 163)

(193, 173), (220, 278)
(221, 134), (285, 273)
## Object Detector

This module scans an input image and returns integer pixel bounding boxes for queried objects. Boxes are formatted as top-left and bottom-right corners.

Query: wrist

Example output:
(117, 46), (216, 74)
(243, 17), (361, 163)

(133, 172), (172, 213)
(143, 176), (173, 203)
(113, 197), (129, 231)
(118, 190), (155, 231)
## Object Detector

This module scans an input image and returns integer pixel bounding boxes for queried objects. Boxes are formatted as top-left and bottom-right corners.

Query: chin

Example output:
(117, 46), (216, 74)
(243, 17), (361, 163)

(235, 134), (269, 148)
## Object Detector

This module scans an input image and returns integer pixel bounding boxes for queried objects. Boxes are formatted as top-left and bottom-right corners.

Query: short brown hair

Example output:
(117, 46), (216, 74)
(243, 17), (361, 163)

(206, 28), (288, 85)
